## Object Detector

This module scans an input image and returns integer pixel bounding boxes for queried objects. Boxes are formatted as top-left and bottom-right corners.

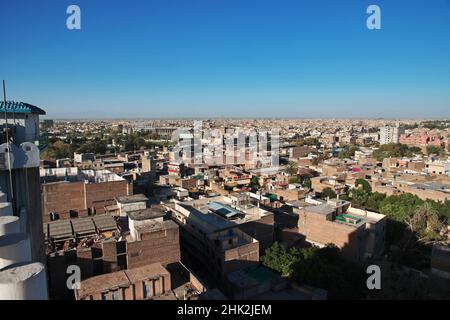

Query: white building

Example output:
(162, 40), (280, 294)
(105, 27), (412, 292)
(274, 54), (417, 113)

(0, 101), (49, 300)
(379, 125), (403, 145)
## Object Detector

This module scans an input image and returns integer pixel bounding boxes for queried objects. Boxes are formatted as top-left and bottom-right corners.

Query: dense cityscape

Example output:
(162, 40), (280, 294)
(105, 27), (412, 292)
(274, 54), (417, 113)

(1, 111), (449, 300)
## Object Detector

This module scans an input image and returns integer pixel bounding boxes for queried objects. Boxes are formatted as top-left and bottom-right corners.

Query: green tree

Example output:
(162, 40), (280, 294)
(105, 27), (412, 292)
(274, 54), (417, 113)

(288, 176), (300, 184)
(406, 202), (445, 243)
(42, 140), (72, 159)
(249, 176), (260, 189)
(349, 188), (368, 208)
(261, 242), (300, 276)
(320, 187), (337, 200)
(365, 192), (386, 212)
(373, 143), (415, 161)
(426, 145), (443, 155)
(291, 245), (366, 299)
(409, 146), (422, 155)
(355, 178), (372, 193)
(285, 161), (299, 176)
(303, 178), (312, 189)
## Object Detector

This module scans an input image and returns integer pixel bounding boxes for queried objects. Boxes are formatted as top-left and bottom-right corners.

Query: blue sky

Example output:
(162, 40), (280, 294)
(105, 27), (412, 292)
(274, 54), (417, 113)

(1, 0), (450, 119)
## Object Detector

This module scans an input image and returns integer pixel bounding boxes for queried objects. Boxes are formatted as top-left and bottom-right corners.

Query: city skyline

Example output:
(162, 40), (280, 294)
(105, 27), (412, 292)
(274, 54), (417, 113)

(1, 0), (450, 119)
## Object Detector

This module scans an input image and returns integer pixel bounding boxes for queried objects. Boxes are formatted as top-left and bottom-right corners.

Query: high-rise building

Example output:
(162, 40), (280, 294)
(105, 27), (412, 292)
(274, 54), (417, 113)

(379, 125), (403, 145)
(0, 101), (48, 300)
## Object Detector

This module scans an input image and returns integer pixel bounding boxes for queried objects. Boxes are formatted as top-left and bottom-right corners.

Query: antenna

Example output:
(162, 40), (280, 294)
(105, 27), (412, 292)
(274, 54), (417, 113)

(2, 80), (14, 204)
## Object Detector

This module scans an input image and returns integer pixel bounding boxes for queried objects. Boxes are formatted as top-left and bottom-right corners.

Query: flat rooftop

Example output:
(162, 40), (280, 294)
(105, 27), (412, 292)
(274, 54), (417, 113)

(127, 207), (166, 221)
(116, 194), (149, 204)
(40, 168), (124, 184)
(133, 219), (178, 239)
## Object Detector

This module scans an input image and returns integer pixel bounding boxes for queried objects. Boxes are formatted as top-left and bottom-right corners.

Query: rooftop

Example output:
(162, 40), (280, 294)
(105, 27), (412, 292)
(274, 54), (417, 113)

(40, 168), (125, 184)
(44, 214), (116, 241)
(127, 207), (166, 221)
(0, 101), (46, 115)
(207, 201), (244, 219)
(116, 194), (149, 204)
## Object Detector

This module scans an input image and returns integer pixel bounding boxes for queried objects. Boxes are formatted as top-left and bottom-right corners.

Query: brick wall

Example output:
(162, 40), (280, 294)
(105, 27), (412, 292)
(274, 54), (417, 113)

(298, 210), (362, 261)
(41, 180), (130, 221)
(85, 180), (129, 209)
(127, 222), (180, 269)
(41, 182), (85, 218)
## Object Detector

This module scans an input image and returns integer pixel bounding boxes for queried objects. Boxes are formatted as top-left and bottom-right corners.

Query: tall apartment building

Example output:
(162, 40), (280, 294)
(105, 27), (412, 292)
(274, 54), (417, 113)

(379, 125), (403, 145)
(0, 101), (48, 299)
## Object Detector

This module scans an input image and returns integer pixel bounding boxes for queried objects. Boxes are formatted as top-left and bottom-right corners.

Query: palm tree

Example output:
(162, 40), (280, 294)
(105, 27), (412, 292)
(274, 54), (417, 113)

(285, 161), (298, 176)
(406, 202), (444, 243)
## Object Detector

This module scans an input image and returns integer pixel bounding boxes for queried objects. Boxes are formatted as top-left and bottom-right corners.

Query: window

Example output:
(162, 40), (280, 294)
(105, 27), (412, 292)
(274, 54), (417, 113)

(111, 290), (119, 300)
(101, 292), (109, 300)
(143, 281), (152, 299)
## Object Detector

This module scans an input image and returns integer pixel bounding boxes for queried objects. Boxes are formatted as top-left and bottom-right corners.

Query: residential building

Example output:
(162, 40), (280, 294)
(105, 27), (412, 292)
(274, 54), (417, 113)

(379, 125), (403, 145)
(297, 198), (386, 263)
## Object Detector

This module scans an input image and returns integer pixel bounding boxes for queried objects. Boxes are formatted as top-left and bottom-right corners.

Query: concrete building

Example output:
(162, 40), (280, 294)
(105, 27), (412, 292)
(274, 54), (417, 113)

(0, 100), (49, 299)
(311, 176), (346, 196)
(379, 125), (403, 145)
(168, 201), (260, 287)
(116, 194), (148, 218)
(74, 152), (95, 164)
(426, 159), (450, 176)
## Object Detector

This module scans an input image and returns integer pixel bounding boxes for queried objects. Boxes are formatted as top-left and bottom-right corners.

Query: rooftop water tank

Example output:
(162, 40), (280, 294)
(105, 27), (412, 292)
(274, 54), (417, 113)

(0, 233), (32, 269)
(0, 216), (20, 236)
(0, 202), (13, 217)
(0, 262), (48, 300)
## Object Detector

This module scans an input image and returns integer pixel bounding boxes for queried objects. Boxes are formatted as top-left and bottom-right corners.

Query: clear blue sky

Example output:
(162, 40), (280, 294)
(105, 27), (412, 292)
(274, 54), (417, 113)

(1, 0), (450, 119)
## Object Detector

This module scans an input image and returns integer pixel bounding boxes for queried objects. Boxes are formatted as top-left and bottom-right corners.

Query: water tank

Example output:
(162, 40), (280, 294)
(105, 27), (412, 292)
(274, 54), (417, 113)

(0, 233), (32, 269)
(0, 216), (20, 236)
(0, 262), (48, 300)
(0, 202), (13, 217)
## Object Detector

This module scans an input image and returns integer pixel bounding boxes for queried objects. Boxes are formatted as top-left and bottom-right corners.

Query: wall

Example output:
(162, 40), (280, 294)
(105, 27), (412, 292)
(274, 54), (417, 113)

(126, 221), (180, 269)
(41, 179), (130, 221)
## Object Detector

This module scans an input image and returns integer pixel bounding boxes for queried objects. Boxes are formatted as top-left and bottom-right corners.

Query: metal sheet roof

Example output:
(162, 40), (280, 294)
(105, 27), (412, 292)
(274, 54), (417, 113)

(92, 214), (116, 231)
(0, 101), (46, 115)
(71, 217), (96, 236)
(47, 220), (73, 240)
(207, 201), (243, 219)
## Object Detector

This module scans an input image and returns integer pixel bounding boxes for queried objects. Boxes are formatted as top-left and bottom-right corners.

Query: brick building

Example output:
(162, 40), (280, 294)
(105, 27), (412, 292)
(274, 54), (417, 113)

(40, 168), (131, 222)
(74, 262), (172, 300)
(297, 198), (386, 263)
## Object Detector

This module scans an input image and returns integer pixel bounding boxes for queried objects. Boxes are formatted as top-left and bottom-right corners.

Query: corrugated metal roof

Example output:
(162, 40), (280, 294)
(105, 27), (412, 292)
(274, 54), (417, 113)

(47, 220), (73, 240)
(92, 214), (116, 231)
(207, 201), (243, 219)
(0, 101), (46, 115)
(71, 217), (96, 236)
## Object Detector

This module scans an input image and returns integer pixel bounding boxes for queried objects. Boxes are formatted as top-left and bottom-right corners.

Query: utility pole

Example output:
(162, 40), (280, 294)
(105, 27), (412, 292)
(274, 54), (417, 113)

(2, 80), (14, 204)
